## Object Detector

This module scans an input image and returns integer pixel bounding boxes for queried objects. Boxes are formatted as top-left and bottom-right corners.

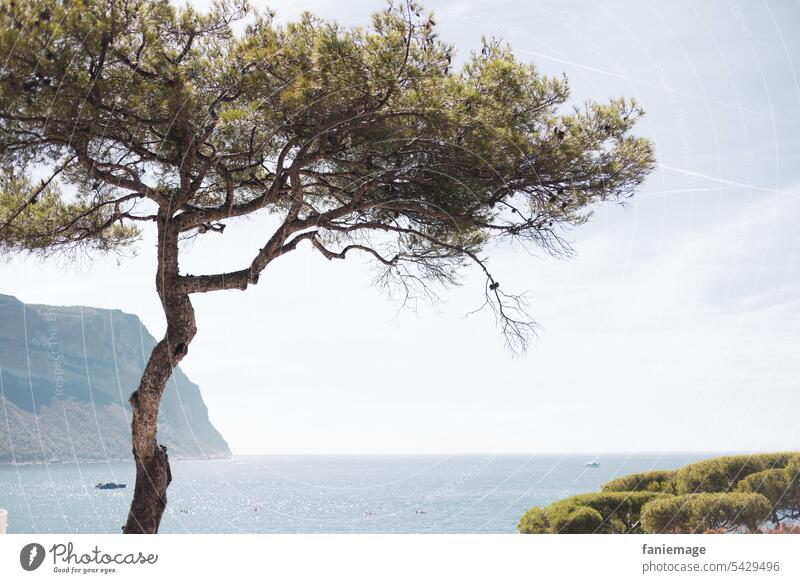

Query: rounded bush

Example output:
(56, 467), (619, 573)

(736, 457), (800, 523)
(601, 470), (677, 493)
(641, 492), (771, 533)
(673, 453), (798, 494)
(551, 506), (604, 534)
(784, 454), (800, 482)
(737, 469), (787, 506)
(518, 491), (666, 534)
(640, 495), (692, 533)
(517, 507), (549, 534)
(519, 453), (800, 534)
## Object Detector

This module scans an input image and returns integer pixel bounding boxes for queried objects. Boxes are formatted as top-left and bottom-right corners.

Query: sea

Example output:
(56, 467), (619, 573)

(0, 454), (712, 534)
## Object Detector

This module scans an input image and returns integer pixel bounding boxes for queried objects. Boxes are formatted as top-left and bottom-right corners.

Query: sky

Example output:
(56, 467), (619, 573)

(2, 0), (799, 454)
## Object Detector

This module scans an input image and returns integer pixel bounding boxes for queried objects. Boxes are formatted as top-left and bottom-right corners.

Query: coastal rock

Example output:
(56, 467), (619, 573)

(0, 294), (231, 463)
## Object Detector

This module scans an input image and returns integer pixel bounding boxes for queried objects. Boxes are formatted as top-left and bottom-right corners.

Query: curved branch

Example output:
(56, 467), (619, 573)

(310, 236), (399, 266)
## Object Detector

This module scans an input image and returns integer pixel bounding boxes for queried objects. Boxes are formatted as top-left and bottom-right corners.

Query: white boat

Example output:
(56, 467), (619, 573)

(583, 461), (600, 468)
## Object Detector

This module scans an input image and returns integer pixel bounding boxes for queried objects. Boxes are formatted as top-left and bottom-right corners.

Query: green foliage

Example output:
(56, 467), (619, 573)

(640, 492), (771, 533)
(518, 491), (666, 534)
(785, 454), (800, 482)
(601, 470), (677, 493)
(673, 453), (796, 495)
(736, 470), (788, 508)
(0, 171), (138, 253)
(736, 456), (800, 522)
(517, 507), (549, 534)
(550, 506), (604, 534)
(600, 455), (797, 497)
(520, 453), (800, 534)
(0, 0), (654, 315)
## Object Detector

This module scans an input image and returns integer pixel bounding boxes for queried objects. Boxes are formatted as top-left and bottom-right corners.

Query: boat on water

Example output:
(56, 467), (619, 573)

(95, 482), (126, 490)
(583, 461), (600, 468)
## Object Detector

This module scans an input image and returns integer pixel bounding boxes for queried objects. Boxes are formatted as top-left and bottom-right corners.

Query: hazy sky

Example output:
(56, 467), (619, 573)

(2, 0), (799, 454)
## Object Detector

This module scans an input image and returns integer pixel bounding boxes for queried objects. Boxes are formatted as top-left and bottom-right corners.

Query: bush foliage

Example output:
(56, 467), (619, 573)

(736, 457), (800, 523)
(519, 452), (800, 534)
(601, 470), (677, 493)
(672, 453), (796, 495)
(518, 491), (665, 534)
(640, 492), (771, 533)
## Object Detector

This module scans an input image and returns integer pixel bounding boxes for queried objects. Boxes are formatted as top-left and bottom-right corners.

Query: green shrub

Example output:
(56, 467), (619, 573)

(640, 495), (692, 533)
(641, 492), (771, 533)
(602, 470), (677, 493)
(737, 457), (800, 523)
(550, 506), (605, 534)
(518, 491), (667, 534)
(673, 453), (797, 494)
(784, 454), (800, 485)
(518, 453), (800, 534)
(517, 507), (549, 534)
(737, 469), (788, 507)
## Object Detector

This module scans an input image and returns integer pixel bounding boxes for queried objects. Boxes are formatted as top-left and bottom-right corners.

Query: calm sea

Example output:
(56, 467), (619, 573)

(0, 454), (711, 534)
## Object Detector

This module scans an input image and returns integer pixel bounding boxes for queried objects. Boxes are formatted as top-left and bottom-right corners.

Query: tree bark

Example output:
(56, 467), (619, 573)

(123, 218), (196, 534)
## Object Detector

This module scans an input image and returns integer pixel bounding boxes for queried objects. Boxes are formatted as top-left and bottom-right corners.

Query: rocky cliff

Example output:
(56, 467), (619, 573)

(0, 294), (231, 462)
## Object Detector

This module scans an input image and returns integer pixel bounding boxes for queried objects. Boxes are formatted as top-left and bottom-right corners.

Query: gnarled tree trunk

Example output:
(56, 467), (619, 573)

(123, 219), (196, 534)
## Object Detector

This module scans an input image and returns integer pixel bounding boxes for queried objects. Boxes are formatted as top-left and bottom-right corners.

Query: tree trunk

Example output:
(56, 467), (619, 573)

(123, 220), (196, 534)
